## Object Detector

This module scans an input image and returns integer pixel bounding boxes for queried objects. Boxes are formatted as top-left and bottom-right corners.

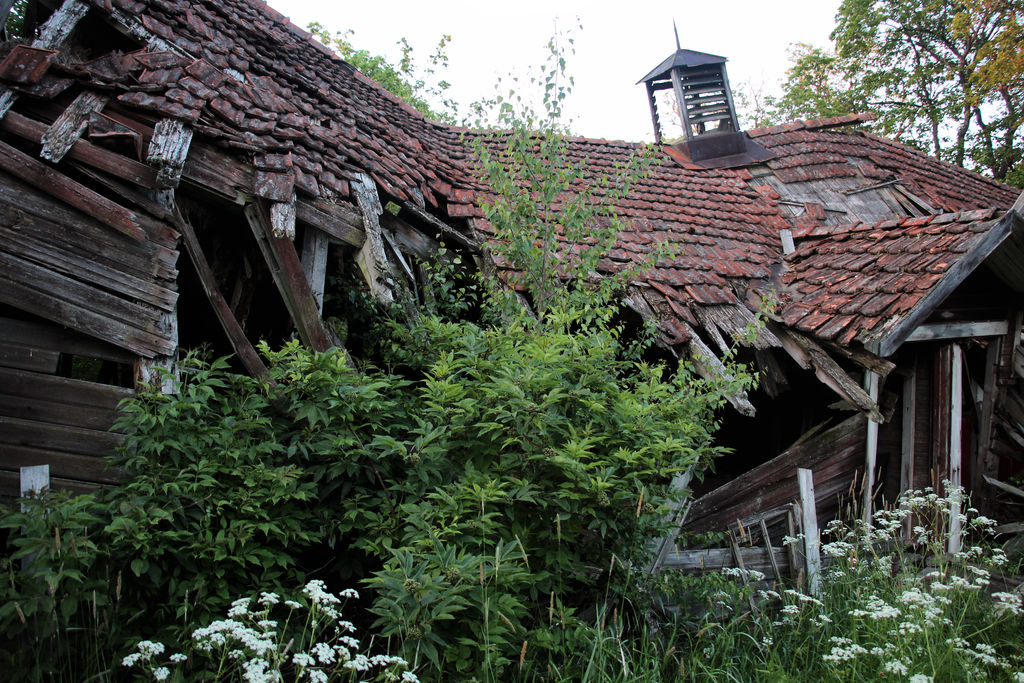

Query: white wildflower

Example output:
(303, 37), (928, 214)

(293, 652), (315, 668)
(153, 667), (170, 681)
(169, 653), (187, 663)
(883, 659), (909, 676)
(258, 591), (280, 606)
(228, 597), (252, 618)
(908, 674), (933, 683)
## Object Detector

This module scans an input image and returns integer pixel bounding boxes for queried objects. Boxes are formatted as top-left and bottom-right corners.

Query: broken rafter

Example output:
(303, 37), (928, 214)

(244, 200), (339, 354)
(146, 119), (193, 188)
(40, 91), (109, 162)
(772, 323), (883, 422)
(682, 322), (756, 417)
(269, 194), (297, 240)
(0, 138), (144, 241)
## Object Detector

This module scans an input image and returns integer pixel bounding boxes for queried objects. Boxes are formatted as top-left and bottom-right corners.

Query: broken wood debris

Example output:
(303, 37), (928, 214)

(40, 91), (109, 163)
(147, 118), (194, 188)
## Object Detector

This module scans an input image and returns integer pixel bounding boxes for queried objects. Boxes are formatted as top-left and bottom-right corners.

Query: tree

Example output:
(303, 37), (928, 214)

(307, 23), (457, 124)
(765, 0), (1023, 185)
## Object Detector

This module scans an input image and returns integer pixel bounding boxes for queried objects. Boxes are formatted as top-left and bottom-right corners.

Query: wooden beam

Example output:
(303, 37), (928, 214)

(797, 467), (822, 595)
(147, 119), (193, 189)
(684, 326), (756, 416)
(397, 198), (479, 250)
(905, 320), (1009, 343)
(244, 201), (338, 353)
(948, 343), (963, 555)
(296, 198), (364, 247)
(983, 474), (1024, 501)
(901, 365), (917, 540)
(40, 91), (108, 163)
(862, 370), (880, 522)
(647, 470), (693, 574)
(0, 138), (144, 241)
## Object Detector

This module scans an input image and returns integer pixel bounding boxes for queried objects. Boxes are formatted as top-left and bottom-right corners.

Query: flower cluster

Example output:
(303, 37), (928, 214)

(122, 581), (418, 683)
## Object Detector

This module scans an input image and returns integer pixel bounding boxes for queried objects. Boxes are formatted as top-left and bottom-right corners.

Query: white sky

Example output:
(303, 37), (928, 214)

(266, 1), (842, 143)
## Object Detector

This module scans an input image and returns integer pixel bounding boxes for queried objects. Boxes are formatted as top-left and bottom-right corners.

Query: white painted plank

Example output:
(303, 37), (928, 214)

(797, 467), (821, 595)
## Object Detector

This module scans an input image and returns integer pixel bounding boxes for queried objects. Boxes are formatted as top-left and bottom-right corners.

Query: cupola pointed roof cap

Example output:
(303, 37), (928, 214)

(637, 49), (728, 84)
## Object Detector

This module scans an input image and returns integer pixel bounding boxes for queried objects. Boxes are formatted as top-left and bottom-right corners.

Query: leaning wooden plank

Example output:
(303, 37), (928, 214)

(862, 370), (880, 522)
(683, 324), (756, 416)
(1, 110), (158, 189)
(683, 414), (865, 534)
(0, 139), (144, 241)
(40, 91), (108, 163)
(647, 470), (693, 574)
(244, 201), (338, 353)
(901, 366), (917, 540)
(0, 269), (172, 358)
(147, 119), (193, 189)
(353, 173), (395, 304)
(6, 446), (122, 485)
(172, 207), (269, 382)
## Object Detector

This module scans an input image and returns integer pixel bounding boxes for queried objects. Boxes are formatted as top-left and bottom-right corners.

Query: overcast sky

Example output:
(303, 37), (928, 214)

(266, 1), (842, 143)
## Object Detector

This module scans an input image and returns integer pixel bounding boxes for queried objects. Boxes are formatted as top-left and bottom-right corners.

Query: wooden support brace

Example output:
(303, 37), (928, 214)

(147, 119), (193, 189)
(172, 206), (270, 382)
(975, 340), (1000, 497)
(759, 518), (782, 583)
(40, 91), (108, 163)
(862, 370), (880, 522)
(948, 343), (963, 555)
(0, 138), (144, 241)
(647, 470), (693, 574)
(244, 201), (339, 353)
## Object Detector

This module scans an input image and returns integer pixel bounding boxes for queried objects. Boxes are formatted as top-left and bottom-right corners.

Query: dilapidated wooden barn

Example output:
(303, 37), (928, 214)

(1, 0), (1022, 562)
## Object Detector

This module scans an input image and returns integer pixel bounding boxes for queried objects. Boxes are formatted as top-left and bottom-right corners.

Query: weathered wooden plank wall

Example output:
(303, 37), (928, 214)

(0, 317), (130, 498)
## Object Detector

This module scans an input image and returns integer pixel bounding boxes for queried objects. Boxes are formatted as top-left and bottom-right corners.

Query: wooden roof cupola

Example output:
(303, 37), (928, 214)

(639, 30), (770, 167)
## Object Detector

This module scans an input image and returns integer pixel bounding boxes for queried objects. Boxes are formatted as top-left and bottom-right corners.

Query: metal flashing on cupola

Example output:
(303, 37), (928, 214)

(640, 24), (773, 169)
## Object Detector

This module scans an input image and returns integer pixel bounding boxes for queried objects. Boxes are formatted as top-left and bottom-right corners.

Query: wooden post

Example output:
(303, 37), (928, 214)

(948, 343), (963, 555)
(20, 465), (49, 505)
(862, 370), (880, 522)
(786, 502), (802, 581)
(901, 366), (917, 540)
(974, 340), (1000, 501)
(797, 468), (821, 595)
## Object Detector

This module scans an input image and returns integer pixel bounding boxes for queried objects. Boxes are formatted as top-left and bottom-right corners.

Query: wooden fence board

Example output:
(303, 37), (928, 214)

(0, 317), (135, 364)
(0, 444), (123, 484)
(0, 416), (123, 457)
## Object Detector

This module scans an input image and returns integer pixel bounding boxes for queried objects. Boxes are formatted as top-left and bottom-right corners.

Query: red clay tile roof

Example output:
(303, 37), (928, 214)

(778, 208), (1002, 346)
(77, 0), (476, 209)
(749, 116), (1019, 212)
